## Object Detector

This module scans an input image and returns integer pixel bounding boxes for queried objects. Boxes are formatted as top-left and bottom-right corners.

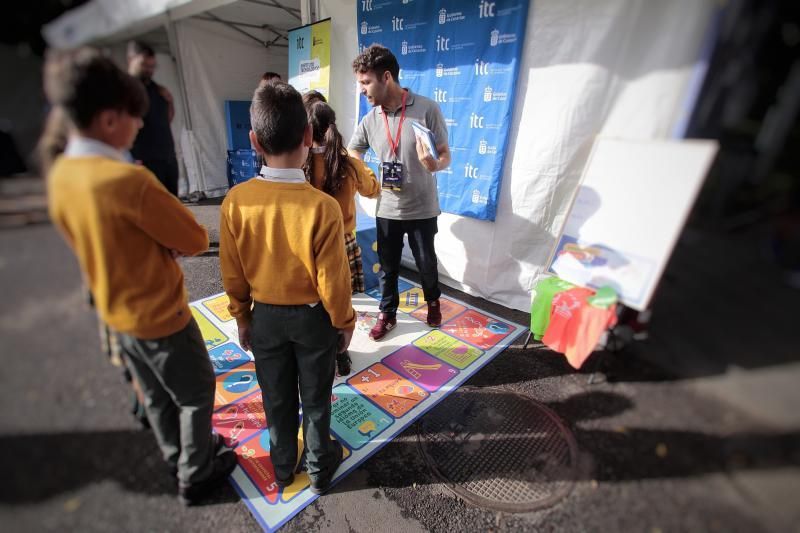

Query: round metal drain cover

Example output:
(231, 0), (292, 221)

(417, 386), (578, 512)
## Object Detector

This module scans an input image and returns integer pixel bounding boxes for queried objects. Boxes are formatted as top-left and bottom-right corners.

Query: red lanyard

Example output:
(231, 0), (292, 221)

(382, 90), (407, 160)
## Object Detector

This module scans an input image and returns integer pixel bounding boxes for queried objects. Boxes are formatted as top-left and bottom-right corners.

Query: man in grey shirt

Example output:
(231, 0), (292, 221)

(348, 45), (452, 341)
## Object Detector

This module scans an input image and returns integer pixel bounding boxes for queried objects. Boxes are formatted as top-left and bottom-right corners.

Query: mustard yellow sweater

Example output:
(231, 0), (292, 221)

(310, 154), (380, 233)
(219, 179), (356, 330)
(47, 156), (209, 339)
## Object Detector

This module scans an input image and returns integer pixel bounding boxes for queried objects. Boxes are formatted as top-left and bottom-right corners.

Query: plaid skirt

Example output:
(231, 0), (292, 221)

(345, 232), (365, 293)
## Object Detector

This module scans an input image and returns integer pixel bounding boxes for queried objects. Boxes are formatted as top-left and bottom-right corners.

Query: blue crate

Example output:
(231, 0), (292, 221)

(224, 100), (253, 151)
(226, 149), (259, 187)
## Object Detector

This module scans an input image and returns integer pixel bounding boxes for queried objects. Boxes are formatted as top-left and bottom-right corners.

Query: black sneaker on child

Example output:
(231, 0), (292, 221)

(275, 472), (295, 488)
(336, 350), (352, 377)
(177, 449), (237, 506)
(309, 441), (343, 495)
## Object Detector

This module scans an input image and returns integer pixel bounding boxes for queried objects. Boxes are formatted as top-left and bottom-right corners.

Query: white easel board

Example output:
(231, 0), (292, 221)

(547, 138), (718, 310)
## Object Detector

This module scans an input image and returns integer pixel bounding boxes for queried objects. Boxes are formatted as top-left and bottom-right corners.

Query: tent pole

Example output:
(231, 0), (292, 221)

(165, 11), (208, 195)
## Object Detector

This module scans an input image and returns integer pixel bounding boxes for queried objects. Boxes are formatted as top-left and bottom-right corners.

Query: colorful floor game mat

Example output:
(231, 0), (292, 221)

(190, 278), (524, 531)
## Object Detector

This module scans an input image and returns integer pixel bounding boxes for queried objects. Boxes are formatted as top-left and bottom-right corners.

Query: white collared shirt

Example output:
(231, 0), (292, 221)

(64, 136), (128, 162)
(256, 165), (307, 183)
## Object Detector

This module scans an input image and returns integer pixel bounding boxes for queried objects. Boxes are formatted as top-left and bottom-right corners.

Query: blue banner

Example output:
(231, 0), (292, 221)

(356, 0), (529, 221)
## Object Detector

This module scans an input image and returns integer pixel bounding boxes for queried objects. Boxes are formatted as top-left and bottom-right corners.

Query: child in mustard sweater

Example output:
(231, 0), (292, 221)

(219, 81), (355, 495)
(44, 48), (235, 505)
(305, 100), (380, 376)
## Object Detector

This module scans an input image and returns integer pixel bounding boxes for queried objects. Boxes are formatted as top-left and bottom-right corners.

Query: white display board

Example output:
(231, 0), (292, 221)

(548, 138), (718, 310)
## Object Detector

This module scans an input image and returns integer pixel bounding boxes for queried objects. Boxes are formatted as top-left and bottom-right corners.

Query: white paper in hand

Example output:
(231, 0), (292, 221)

(411, 121), (439, 161)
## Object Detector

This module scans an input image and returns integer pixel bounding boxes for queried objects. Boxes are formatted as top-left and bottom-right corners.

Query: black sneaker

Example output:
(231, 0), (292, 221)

(178, 450), (238, 506)
(275, 472), (295, 488)
(336, 350), (352, 377)
(169, 433), (226, 478)
(309, 442), (343, 495)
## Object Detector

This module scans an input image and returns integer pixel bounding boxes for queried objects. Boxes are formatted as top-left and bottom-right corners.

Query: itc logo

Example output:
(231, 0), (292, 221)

(392, 16), (404, 31)
(475, 59), (489, 76)
(361, 0), (373, 11)
(469, 113), (485, 128)
(464, 163), (480, 178)
(479, 0), (496, 18)
(296, 36), (304, 50)
(436, 35), (450, 51)
(433, 88), (448, 103)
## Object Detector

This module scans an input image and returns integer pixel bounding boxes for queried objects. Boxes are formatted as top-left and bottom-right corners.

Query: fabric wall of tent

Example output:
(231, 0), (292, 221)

(43, 0), (301, 198)
(45, 0), (720, 312)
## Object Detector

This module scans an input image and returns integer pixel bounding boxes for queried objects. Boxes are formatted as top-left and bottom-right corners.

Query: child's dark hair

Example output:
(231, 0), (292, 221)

(261, 71), (281, 83)
(43, 47), (148, 130)
(250, 81), (307, 155)
(305, 101), (354, 196)
(302, 90), (327, 107)
(352, 44), (399, 82)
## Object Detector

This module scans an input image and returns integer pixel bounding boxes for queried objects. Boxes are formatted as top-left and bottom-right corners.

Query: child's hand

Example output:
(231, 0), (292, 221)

(337, 326), (354, 353)
(238, 323), (252, 351)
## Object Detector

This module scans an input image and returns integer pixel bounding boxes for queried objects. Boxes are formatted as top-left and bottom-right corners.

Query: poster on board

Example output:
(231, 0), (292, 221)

(356, 0), (529, 221)
(288, 18), (331, 99)
(547, 138), (718, 310)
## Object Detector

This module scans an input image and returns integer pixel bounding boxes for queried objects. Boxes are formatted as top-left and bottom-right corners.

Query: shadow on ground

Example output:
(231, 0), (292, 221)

(0, 429), (239, 506)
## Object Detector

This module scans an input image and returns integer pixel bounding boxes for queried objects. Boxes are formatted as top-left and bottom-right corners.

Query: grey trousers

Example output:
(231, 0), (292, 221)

(250, 302), (339, 481)
(118, 318), (216, 485)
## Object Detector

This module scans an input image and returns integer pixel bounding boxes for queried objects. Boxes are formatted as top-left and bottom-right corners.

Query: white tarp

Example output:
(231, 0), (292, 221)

(42, 0), (238, 49)
(173, 17), (289, 196)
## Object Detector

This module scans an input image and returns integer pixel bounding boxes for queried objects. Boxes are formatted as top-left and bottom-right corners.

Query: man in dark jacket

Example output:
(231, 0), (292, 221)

(128, 41), (180, 197)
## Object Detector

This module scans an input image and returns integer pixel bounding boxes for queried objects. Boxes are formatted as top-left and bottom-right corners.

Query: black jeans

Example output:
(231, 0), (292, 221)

(250, 302), (339, 481)
(376, 216), (441, 315)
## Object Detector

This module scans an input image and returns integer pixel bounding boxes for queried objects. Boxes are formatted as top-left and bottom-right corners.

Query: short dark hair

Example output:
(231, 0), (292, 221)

(352, 44), (399, 82)
(261, 71), (281, 82)
(250, 81), (307, 155)
(127, 40), (155, 57)
(44, 47), (149, 130)
(302, 90), (327, 108)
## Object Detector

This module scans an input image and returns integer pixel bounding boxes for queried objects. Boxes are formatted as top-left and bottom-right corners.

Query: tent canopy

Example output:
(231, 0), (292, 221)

(44, 0), (301, 198)
(42, 0), (300, 49)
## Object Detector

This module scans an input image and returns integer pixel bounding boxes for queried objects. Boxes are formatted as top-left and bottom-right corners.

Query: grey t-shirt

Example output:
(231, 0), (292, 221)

(348, 89), (448, 220)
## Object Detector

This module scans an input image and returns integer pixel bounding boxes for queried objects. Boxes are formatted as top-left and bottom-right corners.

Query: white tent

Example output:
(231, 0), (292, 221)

(44, 0), (719, 312)
(44, 0), (302, 197)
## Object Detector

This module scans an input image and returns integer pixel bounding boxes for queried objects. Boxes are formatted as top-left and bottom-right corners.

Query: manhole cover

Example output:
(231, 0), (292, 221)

(417, 386), (578, 512)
